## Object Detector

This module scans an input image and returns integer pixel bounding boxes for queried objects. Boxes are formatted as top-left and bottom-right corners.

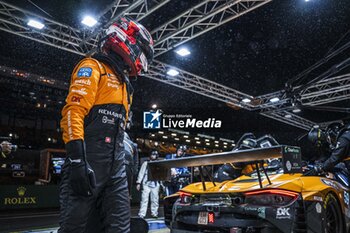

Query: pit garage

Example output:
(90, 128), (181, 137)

(0, 0), (350, 233)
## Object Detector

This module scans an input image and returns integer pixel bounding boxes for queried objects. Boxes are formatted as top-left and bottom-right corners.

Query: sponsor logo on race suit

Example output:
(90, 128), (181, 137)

(74, 79), (91, 85)
(102, 116), (115, 125)
(71, 96), (81, 103)
(98, 109), (124, 119)
(71, 88), (87, 95)
(107, 82), (120, 89)
(77, 67), (92, 77)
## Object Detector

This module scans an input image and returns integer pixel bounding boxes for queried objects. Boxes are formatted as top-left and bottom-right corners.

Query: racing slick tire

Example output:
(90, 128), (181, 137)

(324, 193), (344, 233)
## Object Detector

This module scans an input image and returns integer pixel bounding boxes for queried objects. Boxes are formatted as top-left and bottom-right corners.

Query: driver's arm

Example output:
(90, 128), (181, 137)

(323, 135), (350, 171)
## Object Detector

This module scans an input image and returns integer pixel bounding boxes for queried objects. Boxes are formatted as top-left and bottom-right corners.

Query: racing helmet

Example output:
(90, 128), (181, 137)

(241, 138), (257, 149)
(326, 122), (344, 147)
(150, 150), (159, 160)
(100, 17), (154, 76)
(308, 125), (327, 147)
(234, 133), (256, 150)
(176, 145), (187, 157)
(177, 145), (187, 152)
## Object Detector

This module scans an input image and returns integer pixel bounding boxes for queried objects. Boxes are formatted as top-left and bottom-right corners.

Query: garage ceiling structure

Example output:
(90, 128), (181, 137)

(0, 0), (349, 131)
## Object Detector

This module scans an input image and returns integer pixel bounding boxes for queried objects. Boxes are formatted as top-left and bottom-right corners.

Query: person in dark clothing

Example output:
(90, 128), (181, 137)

(214, 133), (257, 182)
(85, 132), (140, 233)
(165, 145), (190, 195)
(309, 123), (350, 173)
(307, 125), (332, 162)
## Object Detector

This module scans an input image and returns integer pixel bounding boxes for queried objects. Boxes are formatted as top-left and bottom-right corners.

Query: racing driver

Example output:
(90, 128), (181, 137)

(59, 17), (154, 233)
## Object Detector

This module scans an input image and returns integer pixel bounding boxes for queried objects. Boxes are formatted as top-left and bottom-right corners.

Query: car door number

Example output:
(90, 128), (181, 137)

(198, 212), (208, 225)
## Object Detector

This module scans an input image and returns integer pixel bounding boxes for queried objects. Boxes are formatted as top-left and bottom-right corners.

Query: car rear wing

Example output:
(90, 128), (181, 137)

(148, 145), (302, 181)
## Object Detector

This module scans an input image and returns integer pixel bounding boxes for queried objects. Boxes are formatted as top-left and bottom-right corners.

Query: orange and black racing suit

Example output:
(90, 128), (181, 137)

(59, 55), (132, 233)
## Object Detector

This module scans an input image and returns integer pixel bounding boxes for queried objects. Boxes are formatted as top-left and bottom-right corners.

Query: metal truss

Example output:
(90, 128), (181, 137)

(96, 0), (170, 26)
(260, 111), (316, 131)
(0, 1), (87, 55)
(144, 62), (350, 130)
(1, 0), (345, 131)
(143, 60), (255, 109)
(256, 73), (350, 112)
(300, 73), (350, 106)
(152, 0), (271, 57)
(0, 0), (170, 55)
(124, 0), (171, 21)
(81, 0), (170, 53)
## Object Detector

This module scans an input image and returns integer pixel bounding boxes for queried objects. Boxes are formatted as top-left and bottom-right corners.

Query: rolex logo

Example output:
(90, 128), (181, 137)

(4, 186), (36, 205)
(17, 186), (26, 196)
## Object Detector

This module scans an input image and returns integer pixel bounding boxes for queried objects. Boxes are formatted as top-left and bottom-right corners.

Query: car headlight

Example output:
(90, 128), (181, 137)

(245, 189), (299, 206)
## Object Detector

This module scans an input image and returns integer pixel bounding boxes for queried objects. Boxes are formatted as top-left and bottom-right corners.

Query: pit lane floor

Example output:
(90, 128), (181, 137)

(0, 206), (169, 233)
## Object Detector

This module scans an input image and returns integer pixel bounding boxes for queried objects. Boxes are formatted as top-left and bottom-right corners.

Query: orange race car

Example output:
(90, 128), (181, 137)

(149, 145), (350, 233)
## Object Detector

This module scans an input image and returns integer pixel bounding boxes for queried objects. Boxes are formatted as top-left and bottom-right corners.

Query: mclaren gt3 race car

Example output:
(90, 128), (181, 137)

(149, 146), (350, 233)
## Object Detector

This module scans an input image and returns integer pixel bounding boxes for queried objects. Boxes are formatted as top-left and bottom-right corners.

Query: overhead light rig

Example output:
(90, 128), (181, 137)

(2, 0), (348, 131)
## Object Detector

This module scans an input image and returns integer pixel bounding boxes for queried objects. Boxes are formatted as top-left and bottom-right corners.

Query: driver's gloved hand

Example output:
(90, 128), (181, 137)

(66, 139), (96, 196)
(314, 163), (324, 173)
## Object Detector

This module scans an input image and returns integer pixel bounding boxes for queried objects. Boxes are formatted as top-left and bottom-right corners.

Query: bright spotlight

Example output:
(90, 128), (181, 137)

(269, 97), (280, 103)
(292, 108), (301, 113)
(285, 114), (292, 119)
(27, 19), (45, 29)
(152, 104), (157, 109)
(175, 48), (191, 56)
(242, 98), (251, 103)
(167, 69), (179, 76)
(82, 16), (97, 27)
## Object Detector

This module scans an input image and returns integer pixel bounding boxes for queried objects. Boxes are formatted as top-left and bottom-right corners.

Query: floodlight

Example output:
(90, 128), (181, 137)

(242, 98), (251, 103)
(269, 97), (280, 103)
(175, 48), (191, 56)
(82, 16), (97, 27)
(27, 19), (45, 29)
(292, 108), (302, 113)
(167, 69), (179, 76)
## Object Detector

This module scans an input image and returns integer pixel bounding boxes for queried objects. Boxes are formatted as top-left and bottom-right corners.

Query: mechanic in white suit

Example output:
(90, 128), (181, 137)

(136, 150), (160, 218)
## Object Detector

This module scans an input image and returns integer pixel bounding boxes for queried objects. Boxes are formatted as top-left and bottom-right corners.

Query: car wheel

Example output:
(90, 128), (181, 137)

(324, 193), (344, 233)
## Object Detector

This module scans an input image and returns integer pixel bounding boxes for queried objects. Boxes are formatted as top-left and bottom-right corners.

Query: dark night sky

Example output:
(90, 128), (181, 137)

(1, 0), (350, 144)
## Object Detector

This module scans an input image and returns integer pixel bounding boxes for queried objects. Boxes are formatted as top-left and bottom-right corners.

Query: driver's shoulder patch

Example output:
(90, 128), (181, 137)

(77, 67), (93, 78)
